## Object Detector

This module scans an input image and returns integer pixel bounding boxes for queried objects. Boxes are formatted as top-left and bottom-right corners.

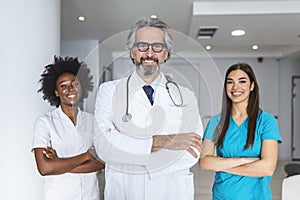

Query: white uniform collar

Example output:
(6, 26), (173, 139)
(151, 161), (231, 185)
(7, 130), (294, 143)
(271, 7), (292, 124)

(57, 106), (82, 127)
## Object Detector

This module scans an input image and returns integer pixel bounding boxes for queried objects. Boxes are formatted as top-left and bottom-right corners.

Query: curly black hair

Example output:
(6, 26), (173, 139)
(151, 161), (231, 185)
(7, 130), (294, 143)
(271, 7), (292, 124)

(38, 56), (94, 107)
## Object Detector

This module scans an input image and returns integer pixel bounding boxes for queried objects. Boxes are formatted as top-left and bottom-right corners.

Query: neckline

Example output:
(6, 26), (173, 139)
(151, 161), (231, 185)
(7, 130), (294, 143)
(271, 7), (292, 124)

(230, 114), (248, 127)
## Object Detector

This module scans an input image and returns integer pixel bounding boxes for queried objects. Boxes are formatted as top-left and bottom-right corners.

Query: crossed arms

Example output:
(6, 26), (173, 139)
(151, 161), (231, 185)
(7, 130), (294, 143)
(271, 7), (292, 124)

(34, 147), (104, 176)
(199, 139), (278, 177)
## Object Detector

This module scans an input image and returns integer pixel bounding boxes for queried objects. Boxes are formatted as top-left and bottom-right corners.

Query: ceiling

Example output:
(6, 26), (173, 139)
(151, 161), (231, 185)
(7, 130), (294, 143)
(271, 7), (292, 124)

(61, 0), (300, 59)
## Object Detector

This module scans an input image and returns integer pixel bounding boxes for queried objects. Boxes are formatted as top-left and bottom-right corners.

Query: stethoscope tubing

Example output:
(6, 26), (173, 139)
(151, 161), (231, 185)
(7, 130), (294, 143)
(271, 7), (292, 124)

(122, 74), (132, 122)
(122, 74), (183, 122)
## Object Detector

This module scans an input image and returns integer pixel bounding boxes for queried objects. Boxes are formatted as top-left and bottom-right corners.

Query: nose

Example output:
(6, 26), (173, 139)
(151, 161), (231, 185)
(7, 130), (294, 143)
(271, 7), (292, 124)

(232, 82), (239, 89)
(146, 45), (155, 57)
(67, 84), (74, 91)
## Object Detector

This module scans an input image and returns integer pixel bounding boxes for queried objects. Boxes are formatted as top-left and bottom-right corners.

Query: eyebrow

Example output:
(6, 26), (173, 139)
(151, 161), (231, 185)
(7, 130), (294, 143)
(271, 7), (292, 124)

(58, 79), (76, 84)
(226, 77), (248, 80)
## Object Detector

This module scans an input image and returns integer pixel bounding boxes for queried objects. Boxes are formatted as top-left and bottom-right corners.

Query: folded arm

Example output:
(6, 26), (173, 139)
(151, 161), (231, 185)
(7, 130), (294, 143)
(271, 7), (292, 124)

(222, 140), (278, 176)
(34, 147), (104, 176)
(200, 140), (278, 177)
(199, 139), (259, 171)
(70, 159), (105, 173)
(152, 132), (202, 158)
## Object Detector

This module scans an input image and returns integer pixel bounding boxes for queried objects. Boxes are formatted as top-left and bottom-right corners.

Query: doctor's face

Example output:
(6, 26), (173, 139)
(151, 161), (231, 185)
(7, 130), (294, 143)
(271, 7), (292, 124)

(131, 27), (169, 81)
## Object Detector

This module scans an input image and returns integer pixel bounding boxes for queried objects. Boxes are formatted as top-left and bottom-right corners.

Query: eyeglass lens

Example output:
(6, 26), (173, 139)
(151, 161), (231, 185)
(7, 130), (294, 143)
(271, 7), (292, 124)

(136, 42), (165, 53)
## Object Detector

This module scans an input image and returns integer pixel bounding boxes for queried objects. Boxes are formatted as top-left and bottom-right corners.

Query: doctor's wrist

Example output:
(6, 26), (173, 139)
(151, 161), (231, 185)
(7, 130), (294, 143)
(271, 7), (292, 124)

(151, 135), (174, 152)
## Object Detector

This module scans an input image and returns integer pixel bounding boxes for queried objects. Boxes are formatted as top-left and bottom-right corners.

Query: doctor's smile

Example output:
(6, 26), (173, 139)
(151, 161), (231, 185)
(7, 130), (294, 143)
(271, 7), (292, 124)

(140, 56), (159, 65)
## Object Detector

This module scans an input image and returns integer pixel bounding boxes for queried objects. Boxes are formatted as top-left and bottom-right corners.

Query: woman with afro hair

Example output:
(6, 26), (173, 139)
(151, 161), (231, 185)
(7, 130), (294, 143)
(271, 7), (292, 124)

(32, 56), (104, 200)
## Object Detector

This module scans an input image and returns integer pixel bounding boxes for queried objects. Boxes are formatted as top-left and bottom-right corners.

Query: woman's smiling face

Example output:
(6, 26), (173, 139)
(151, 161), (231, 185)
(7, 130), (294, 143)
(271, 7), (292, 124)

(55, 72), (82, 107)
(226, 69), (254, 105)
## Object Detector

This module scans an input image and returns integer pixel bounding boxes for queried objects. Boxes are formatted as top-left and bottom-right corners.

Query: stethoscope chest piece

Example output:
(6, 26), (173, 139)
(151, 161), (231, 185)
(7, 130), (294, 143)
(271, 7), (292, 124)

(122, 113), (132, 122)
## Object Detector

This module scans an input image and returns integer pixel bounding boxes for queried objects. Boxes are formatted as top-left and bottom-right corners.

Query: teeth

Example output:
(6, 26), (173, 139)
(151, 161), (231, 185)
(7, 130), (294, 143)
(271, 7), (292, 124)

(145, 60), (154, 63)
(67, 94), (76, 98)
(232, 92), (242, 95)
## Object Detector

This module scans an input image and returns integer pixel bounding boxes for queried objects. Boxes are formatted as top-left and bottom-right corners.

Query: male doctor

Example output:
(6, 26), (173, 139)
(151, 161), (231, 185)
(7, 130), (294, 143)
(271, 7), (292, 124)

(94, 17), (203, 200)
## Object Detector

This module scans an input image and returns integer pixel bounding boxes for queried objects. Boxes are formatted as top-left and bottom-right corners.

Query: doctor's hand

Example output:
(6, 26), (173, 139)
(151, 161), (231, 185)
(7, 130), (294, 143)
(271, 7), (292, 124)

(151, 133), (202, 158)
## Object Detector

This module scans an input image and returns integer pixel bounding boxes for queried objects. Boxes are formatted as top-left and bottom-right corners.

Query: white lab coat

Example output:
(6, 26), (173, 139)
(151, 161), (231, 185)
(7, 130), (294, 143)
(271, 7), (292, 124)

(94, 71), (203, 200)
(32, 107), (100, 200)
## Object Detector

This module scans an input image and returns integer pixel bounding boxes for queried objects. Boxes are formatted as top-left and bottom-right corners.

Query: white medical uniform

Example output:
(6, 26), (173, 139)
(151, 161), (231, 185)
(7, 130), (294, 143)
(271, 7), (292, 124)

(94, 71), (203, 200)
(32, 107), (100, 200)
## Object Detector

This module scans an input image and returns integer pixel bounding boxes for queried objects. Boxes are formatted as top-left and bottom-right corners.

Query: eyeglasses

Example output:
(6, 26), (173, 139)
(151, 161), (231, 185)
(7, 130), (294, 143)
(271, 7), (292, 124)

(134, 42), (166, 53)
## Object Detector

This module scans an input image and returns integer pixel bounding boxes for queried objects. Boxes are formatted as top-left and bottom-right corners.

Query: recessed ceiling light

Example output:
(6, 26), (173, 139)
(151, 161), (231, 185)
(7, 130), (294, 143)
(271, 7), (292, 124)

(252, 45), (259, 50)
(150, 15), (157, 19)
(231, 29), (245, 36)
(205, 45), (212, 50)
(78, 16), (85, 21)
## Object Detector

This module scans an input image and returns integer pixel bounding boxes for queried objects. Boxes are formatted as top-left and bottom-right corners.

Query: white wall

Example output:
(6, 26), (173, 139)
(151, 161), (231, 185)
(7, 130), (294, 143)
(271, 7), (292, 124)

(61, 40), (99, 61)
(0, 0), (60, 199)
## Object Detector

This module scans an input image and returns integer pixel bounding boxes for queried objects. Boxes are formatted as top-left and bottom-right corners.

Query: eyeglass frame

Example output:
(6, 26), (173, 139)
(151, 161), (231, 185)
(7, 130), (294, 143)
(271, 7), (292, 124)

(134, 42), (167, 53)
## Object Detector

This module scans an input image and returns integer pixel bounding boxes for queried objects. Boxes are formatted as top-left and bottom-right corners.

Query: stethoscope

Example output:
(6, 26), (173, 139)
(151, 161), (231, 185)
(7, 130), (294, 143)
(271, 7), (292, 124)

(122, 74), (184, 122)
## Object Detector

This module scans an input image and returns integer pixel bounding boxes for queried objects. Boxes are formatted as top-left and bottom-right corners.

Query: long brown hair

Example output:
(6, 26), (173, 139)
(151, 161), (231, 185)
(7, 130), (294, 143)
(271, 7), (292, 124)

(214, 63), (260, 150)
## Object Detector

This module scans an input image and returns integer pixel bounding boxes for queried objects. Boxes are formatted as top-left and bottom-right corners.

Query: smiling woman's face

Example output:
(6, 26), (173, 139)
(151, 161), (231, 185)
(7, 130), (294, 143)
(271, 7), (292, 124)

(55, 72), (82, 107)
(226, 69), (254, 105)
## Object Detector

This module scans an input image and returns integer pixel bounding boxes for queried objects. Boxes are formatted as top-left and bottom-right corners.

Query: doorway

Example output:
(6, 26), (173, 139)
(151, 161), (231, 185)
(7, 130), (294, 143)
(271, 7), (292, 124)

(292, 76), (300, 160)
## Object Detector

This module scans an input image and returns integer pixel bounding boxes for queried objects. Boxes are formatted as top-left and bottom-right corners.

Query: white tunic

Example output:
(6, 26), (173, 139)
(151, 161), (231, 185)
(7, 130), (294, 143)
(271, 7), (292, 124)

(94, 71), (203, 200)
(32, 107), (100, 200)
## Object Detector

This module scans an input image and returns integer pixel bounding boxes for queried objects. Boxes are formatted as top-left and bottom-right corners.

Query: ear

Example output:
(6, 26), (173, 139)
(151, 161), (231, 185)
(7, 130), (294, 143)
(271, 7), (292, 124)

(130, 50), (135, 59)
(163, 51), (169, 61)
(250, 82), (255, 91)
(130, 50), (136, 65)
(54, 90), (59, 97)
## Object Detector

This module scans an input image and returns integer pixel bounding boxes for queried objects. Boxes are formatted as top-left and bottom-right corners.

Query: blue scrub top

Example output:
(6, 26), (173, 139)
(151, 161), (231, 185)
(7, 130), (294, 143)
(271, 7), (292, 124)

(204, 110), (281, 200)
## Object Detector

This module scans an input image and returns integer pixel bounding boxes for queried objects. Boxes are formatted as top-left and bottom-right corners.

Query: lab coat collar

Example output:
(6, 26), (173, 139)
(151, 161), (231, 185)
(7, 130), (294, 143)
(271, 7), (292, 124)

(57, 106), (83, 128)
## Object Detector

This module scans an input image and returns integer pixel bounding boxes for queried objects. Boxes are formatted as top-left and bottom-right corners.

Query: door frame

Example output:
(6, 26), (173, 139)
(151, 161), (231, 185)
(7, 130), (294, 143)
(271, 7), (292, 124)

(291, 76), (300, 160)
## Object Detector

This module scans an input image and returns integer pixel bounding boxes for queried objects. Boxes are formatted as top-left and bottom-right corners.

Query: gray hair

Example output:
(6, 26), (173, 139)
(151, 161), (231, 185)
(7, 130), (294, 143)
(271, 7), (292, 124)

(126, 17), (173, 53)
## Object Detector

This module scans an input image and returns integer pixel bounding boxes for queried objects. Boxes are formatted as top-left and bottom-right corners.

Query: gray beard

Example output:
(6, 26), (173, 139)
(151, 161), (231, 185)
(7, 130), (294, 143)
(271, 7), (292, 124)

(137, 63), (160, 78)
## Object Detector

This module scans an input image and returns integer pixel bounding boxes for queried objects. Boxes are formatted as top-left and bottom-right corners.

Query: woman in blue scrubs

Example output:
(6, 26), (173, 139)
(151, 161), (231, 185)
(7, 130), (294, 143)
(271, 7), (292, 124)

(200, 63), (281, 200)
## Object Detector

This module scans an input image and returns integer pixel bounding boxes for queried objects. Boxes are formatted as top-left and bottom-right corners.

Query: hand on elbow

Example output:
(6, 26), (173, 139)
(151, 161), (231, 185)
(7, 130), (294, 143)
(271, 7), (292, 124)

(199, 161), (208, 170)
(199, 158), (216, 171)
